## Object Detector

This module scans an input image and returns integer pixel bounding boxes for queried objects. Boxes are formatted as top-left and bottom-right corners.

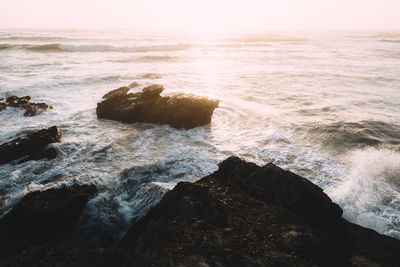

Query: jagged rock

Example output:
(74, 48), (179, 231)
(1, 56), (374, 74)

(23, 105), (38, 116)
(2, 157), (400, 266)
(0, 184), (98, 247)
(118, 156), (400, 266)
(119, 182), (228, 248)
(0, 126), (62, 164)
(96, 84), (219, 129)
(102, 86), (130, 100)
(0, 95), (53, 116)
(23, 103), (52, 116)
(217, 156), (343, 224)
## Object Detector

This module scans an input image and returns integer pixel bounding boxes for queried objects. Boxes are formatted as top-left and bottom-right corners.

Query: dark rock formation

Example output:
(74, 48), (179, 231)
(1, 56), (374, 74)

(119, 182), (229, 248)
(1, 157), (400, 266)
(0, 184), (98, 258)
(0, 102), (6, 112)
(0, 126), (62, 164)
(96, 84), (219, 129)
(0, 96), (53, 116)
(118, 156), (400, 266)
(217, 156), (343, 224)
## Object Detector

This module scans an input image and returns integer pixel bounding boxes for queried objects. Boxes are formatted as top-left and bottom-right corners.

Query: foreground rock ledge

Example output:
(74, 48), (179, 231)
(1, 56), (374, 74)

(119, 156), (400, 266)
(96, 84), (219, 129)
(0, 184), (98, 258)
(1, 157), (399, 266)
(0, 126), (62, 164)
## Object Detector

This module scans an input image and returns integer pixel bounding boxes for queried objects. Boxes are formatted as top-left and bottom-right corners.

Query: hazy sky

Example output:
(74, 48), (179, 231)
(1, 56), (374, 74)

(0, 0), (399, 31)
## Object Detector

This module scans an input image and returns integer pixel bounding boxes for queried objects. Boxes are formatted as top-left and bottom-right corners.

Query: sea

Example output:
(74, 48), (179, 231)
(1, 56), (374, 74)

(0, 29), (399, 247)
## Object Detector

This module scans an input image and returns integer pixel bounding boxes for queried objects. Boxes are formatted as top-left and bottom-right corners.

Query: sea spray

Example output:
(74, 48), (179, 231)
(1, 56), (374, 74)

(328, 148), (400, 238)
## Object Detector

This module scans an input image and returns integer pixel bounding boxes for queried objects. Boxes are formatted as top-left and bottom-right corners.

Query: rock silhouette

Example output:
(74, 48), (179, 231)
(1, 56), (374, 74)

(0, 184), (98, 259)
(119, 156), (400, 266)
(0, 96), (53, 116)
(97, 84), (219, 129)
(0, 126), (62, 164)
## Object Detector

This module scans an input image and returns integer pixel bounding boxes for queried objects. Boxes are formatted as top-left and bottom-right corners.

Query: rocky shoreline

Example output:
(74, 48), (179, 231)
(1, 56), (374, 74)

(1, 86), (399, 266)
(0, 157), (399, 266)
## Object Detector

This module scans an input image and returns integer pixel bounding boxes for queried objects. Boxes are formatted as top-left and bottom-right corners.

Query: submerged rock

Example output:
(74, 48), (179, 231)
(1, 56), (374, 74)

(0, 184), (98, 247)
(0, 95), (53, 116)
(0, 126), (62, 164)
(17, 147), (58, 164)
(96, 84), (219, 129)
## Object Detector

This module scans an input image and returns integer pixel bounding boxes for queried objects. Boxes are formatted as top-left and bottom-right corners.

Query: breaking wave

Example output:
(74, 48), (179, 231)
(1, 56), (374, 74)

(224, 36), (308, 43)
(379, 39), (400, 43)
(28, 43), (63, 52)
(328, 148), (400, 238)
(0, 43), (192, 53)
(137, 55), (180, 61)
(0, 36), (72, 41)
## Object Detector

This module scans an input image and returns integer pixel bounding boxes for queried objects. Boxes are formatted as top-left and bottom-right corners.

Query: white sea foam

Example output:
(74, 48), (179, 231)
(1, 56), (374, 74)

(328, 148), (400, 238)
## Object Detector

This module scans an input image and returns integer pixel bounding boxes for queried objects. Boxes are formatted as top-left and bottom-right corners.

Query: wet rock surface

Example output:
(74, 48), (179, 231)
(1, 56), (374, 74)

(96, 84), (219, 129)
(0, 126), (62, 164)
(1, 157), (400, 266)
(0, 96), (53, 116)
(117, 156), (400, 266)
(216, 156), (343, 224)
(0, 184), (98, 260)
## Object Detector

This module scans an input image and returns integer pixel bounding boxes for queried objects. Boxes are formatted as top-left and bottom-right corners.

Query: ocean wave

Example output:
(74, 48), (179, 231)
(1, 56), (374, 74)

(298, 120), (400, 153)
(0, 36), (72, 41)
(0, 44), (11, 50)
(224, 36), (308, 43)
(69, 182), (168, 247)
(328, 148), (400, 238)
(28, 43), (63, 52)
(109, 55), (180, 63)
(379, 39), (400, 43)
(0, 43), (192, 53)
(66, 152), (217, 247)
(212, 42), (272, 49)
(137, 55), (180, 61)
(0, 43), (63, 52)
